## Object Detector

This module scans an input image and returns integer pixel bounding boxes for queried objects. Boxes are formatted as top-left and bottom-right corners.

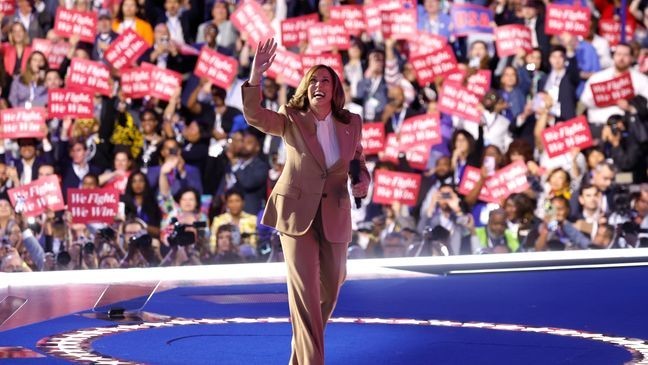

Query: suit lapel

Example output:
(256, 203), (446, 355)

(294, 110), (327, 172)
(334, 117), (352, 163)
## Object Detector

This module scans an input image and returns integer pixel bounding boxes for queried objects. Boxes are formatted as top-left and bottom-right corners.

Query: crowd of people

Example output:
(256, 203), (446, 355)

(1, 0), (648, 273)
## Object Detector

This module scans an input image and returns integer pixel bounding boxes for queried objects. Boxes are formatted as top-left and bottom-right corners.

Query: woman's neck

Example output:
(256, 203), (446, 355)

(311, 105), (331, 121)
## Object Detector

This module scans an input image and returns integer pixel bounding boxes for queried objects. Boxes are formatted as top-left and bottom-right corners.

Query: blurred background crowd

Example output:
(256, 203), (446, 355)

(1, 0), (648, 273)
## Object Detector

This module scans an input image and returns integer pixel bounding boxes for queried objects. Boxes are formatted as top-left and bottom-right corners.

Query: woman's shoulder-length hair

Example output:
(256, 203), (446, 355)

(286, 64), (352, 124)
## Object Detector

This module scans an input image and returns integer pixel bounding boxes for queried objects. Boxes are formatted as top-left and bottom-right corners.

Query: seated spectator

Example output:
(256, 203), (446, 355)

(61, 139), (103, 196)
(112, 0), (154, 46)
(92, 9), (119, 62)
(139, 108), (164, 171)
(4, 138), (54, 186)
(572, 183), (605, 238)
(472, 209), (520, 254)
(8, 51), (48, 108)
(381, 231), (409, 258)
(210, 223), (244, 264)
(138, 23), (189, 74)
(581, 43), (648, 137)
(99, 149), (133, 194)
(222, 132), (269, 215)
(158, 186), (208, 236)
(2, 22), (32, 76)
(196, 1), (238, 54)
(417, 184), (474, 255)
(209, 188), (257, 254)
(538, 45), (580, 121)
(147, 138), (203, 196)
(155, 0), (199, 45)
(535, 196), (591, 251)
(356, 48), (388, 122)
(122, 171), (162, 238)
(503, 193), (540, 250)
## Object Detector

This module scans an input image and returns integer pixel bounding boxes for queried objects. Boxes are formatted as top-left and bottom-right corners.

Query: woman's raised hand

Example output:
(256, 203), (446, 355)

(249, 38), (277, 85)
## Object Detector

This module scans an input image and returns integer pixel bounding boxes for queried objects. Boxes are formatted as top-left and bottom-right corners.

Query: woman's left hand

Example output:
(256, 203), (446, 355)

(351, 178), (369, 198)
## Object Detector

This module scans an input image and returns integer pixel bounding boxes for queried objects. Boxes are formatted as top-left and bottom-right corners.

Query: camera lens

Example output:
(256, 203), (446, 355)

(84, 242), (95, 254)
(56, 251), (71, 266)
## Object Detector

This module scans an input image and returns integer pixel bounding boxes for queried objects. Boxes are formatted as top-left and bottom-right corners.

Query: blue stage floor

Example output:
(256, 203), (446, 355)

(1, 263), (648, 364)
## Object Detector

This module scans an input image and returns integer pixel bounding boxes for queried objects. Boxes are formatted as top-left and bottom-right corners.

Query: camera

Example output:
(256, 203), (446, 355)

(607, 115), (625, 136)
(83, 242), (95, 255)
(168, 147), (179, 156)
(167, 218), (207, 246)
(440, 192), (451, 200)
(97, 227), (116, 240)
(129, 233), (152, 249)
(56, 251), (71, 266)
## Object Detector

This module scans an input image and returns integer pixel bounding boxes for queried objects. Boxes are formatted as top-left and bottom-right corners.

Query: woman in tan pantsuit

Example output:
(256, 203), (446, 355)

(242, 39), (371, 365)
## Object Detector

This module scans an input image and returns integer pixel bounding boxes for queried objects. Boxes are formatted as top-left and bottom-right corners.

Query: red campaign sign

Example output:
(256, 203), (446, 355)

(68, 188), (120, 224)
(495, 24), (532, 58)
(120, 67), (150, 99)
(484, 161), (529, 203)
(0, 107), (47, 139)
(466, 70), (491, 98)
(54, 8), (98, 43)
(281, 13), (319, 47)
(437, 81), (482, 123)
(364, 0), (415, 33)
(410, 45), (458, 85)
(194, 47), (239, 90)
(67, 58), (112, 96)
(143, 63), (182, 101)
(104, 29), (148, 69)
(447, 68), (467, 83)
(598, 19), (635, 46)
(0, 0), (15, 15)
(307, 21), (349, 53)
(457, 166), (492, 201)
(590, 72), (634, 107)
(266, 48), (303, 88)
(409, 32), (447, 57)
(404, 144), (430, 171)
(381, 8), (417, 40)
(103, 174), (129, 194)
(450, 4), (494, 36)
(361, 122), (385, 155)
(541, 116), (593, 159)
(545, 4), (591, 37)
(301, 53), (344, 81)
(380, 133), (400, 164)
(230, 0), (275, 45)
(48, 89), (94, 119)
(398, 113), (442, 150)
(329, 5), (366, 36)
(8, 176), (65, 217)
(372, 169), (421, 206)
(32, 38), (71, 69)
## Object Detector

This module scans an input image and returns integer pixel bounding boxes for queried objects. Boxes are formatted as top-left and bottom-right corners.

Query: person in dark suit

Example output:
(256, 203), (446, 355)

(380, 83), (423, 135)
(537, 45), (580, 121)
(521, 0), (550, 61)
(192, 22), (233, 57)
(355, 48), (389, 122)
(154, 0), (199, 45)
(146, 138), (203, 196)
(60, 139), (102, 197)
(2, 138), (54, 186)
(243, 38), (370, 365)
(226, 132), (269, 215)
(1, 0), (50, 41)
(137, 23), (189, 74)
(92, 9), (119, 62)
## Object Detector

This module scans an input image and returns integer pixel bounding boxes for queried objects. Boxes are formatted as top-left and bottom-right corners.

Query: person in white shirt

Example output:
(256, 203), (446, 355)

(580, 43), (648, 136)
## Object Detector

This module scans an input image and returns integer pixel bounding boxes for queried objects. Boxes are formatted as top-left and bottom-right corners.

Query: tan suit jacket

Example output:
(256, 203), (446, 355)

(242, 82), (370, 243)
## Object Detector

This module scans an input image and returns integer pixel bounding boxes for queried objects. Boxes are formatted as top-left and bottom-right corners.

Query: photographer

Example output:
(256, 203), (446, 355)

(601, 114), (642, 179)
(120, 219), (162, 268)
(534, 196), (591, 251)
(160, 217), (206, 266)
(416, 184), (474, 255)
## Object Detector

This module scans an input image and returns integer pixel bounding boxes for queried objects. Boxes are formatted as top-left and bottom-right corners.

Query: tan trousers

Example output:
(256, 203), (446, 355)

(280, 206), (348, 365)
